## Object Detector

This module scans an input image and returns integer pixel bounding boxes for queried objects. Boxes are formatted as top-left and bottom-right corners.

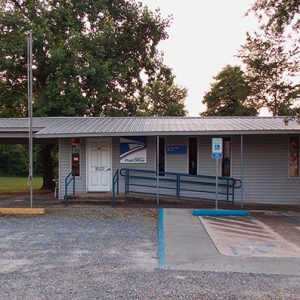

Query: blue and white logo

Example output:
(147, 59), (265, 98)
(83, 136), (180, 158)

(120, 137), (147, 163)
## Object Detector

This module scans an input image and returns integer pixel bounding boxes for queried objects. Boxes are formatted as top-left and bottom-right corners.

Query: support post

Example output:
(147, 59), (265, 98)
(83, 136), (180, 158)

(156, 136), (160, 205)
(215, 158), (219, 210)
(240, 134), (244, 208)
(27, 31), (33, 209)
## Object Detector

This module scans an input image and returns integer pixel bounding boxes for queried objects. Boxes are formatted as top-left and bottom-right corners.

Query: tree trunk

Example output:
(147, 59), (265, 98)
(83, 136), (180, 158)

(41, 144), (55, 190)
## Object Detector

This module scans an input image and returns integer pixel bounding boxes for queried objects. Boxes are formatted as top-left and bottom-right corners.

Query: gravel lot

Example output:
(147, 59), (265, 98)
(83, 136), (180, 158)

(0, 207), (299, 300)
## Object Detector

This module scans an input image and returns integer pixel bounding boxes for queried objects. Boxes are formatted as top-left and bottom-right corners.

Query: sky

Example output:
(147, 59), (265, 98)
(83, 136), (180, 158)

(140, 0), (258, 116)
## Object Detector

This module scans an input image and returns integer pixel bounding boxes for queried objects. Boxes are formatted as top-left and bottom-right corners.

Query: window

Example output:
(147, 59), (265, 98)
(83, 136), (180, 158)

(289, 137), (299, 177)
(222, 138), (231, 177)
(189, 137), (197, 175)
(158, 137), (165, 176)
(71, 138), (80, 176)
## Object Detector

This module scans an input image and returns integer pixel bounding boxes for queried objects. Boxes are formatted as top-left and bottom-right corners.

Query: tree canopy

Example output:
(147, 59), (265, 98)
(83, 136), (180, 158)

(0, 0), (187, 118)
(239, 32), (299, 116)
(202, 65), (257, 116)
(0, 0), (187, 189)
(249, 0), (300, 35)
(237, 0), (300, 116)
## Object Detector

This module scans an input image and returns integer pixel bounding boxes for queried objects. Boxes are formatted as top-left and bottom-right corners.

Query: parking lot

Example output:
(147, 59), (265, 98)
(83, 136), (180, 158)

(0, 207), (299, 299)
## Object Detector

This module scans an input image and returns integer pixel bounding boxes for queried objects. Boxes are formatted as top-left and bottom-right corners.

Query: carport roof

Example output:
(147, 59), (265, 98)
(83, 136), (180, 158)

(1, 116), (300, 138)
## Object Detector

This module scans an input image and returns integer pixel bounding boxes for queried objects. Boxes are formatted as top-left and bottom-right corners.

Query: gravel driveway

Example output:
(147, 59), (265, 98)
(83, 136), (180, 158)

(0, 207), (299, 300)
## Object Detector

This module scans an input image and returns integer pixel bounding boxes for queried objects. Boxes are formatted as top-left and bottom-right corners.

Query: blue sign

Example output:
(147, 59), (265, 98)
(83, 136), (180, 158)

(166, 146), (187, 154)
(120, 137), (147, 163)
(212, 138), (223, 159)
(212, 153), (222, 159)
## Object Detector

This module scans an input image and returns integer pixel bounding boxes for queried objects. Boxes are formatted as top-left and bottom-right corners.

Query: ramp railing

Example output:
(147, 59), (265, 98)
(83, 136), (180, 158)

(120, 168), (241, 204)
(112, 169), (119, 207)
(64, 171), (75, 207)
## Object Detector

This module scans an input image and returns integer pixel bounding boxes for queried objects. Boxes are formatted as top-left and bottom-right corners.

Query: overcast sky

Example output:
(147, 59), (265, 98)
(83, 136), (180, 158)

(140, 0), (258, 116)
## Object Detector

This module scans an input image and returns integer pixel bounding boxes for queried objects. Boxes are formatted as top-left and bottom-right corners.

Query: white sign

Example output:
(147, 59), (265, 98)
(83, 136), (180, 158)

(212, 138), (223, 159)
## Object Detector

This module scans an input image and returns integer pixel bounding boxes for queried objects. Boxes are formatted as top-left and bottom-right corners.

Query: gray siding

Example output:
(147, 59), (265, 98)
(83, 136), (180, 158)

(59, 138), (86, 199)
(197, 135), (300, 204)
(58, 135), (300, 205)
(233, 135), (300, 204)
(165, 137), (188, 173)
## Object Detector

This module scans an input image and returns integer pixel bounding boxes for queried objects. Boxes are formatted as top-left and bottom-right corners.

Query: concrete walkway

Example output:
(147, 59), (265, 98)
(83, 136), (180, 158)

(163, 208), (300, 275)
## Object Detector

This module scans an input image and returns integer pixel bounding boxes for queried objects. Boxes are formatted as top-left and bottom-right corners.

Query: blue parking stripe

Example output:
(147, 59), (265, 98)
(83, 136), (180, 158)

(158, 208), (166, 268)
(192, 209), (249, 217)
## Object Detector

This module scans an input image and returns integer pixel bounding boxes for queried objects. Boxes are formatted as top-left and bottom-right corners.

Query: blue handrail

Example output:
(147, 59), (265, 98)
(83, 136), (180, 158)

(64, 170), (75, 207)
(112, 169), (119, 207)
(120, 168), (241, 204)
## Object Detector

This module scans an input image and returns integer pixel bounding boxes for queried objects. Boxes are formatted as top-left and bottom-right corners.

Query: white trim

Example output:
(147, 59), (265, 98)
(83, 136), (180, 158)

(230, 136), (233, 177)
(85, 138), (88, 193)
(197, 136), (200, 175)
(58, 138), (61, 199)
(86, 137), (112, 192)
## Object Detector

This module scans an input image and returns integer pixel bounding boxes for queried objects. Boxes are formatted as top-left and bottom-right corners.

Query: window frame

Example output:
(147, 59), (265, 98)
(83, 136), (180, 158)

(156, 137), (166, 176)
(288, 135), (300, 179)
(188, 137), (198, 175)
(221, 137), (232, 177)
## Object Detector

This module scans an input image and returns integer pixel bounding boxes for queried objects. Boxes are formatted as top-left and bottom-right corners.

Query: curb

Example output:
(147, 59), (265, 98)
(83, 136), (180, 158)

(158, 208), (166, 268)
(0, 208), (45, 215)
(192, 209), (249, 217)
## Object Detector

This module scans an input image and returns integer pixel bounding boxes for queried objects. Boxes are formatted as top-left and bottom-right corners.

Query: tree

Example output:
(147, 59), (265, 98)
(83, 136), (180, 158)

(240, 1), (300, 116)
(140, 66), (187, 116)
(239, 32), (299, 116)
(201, 65), (257, 116)
(249, 0), (300, 35)
(0, 0), (187, 188)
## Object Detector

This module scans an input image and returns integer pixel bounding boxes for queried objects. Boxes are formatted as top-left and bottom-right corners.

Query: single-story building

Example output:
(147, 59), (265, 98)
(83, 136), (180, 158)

(0, 116), (300, 205)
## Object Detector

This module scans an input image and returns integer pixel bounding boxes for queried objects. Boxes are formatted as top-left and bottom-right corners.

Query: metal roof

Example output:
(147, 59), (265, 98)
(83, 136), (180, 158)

(0, 116), (300, 138)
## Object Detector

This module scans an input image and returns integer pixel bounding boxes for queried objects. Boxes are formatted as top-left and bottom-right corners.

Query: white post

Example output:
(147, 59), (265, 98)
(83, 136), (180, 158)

(215, 157), (219, 210)
(240, 134), (244, 208)
(27, 31), (33, 208)
(156, 136), (160, 205)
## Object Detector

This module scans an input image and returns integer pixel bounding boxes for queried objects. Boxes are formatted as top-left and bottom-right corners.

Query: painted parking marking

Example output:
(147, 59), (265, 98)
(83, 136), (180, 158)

(158, 208), (166, 268)
(199, 216), (300, 257)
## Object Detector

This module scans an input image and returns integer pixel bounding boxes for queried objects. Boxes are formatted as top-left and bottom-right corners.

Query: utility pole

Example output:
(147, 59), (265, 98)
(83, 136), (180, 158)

(27, 31), (33, 208)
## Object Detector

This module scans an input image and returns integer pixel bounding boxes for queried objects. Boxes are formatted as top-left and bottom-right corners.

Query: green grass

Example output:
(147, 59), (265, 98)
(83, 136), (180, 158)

(0, 177), (43, 193)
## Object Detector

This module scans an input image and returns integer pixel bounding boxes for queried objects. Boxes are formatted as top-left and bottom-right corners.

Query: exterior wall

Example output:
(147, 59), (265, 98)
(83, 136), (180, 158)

(58, 138), (87, 199)
(197, 135), (300, 204)
(165, 136), (188, 173)
(232, 135), (300, 205)
(58, 135), (300, 205)
(112, 136), (156, 194)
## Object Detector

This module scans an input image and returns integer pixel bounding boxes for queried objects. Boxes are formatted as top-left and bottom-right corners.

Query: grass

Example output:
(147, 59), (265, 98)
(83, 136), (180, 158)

(0, 177), (43, 193)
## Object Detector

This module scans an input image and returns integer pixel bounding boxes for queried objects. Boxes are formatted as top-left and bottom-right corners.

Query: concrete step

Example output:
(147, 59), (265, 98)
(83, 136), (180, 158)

(67, 193), (123, 200)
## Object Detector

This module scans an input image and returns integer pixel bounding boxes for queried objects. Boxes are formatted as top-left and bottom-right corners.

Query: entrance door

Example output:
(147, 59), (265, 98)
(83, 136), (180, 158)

(87, 138), (111, 192)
